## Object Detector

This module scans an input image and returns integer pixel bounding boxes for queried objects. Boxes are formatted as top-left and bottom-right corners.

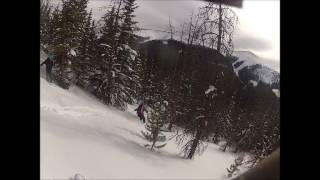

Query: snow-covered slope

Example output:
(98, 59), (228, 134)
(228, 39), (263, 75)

(41, 77), (239, 179)
(232, 51), (262, 74)
(232, 51), (280, 86)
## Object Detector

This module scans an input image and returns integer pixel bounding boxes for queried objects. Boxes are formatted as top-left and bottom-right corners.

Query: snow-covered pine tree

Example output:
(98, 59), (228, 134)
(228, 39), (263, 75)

(111, 43), (137, 108)
(218, 99), (240, 152)
(95, 4), (119, 104)
(40, 0), (52, 44)
(165, 48), (182, 131)
(156, 77), (172, 131)
(175, 68), (210, 159)
(49, 0), (89, 89)
(141, 101), (167, 151)
(74, 10), (98, 88)
(49, 6), (71, 88)
(131, 50), (146, 101)
(49, 6), (61, 46)
(94, 0), (139, 110)
(135, 47), (162, 106)
(95, 1), (126, 109)
(118, 0), (138, 47)
(176, 115), (209, 159)
(112, 0), (139, 107)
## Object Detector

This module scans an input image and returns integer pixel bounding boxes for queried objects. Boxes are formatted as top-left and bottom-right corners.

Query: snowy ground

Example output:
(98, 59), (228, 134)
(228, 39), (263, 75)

(40, 74), (238, 179)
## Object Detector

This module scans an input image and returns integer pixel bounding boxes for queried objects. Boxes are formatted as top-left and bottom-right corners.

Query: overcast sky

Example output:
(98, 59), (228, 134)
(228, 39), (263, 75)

(51, 0), (280, 66)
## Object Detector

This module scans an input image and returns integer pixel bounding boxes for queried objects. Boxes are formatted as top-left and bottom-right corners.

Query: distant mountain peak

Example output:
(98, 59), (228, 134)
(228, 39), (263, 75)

(231, 51), (280, 87)
(232, 51), (279, 73)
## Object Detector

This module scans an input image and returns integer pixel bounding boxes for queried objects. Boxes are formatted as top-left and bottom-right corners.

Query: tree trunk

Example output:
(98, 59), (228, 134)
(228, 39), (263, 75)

(217, 1), (222, 53)
(233, 145), (238, 153)
(169, 16), (173, 40)
(151, 129), (159, 150)
(168, 53), (180, 131)
(168, 119), (173, 131)
(213, 131), (219, 144)
(187, 129), (201, 159)
(151, 139), (156, 150)
(222, 141), (229, 152)
(105, 60), (113, 104)
(187, 13), (193, 45)
(168, 93), (176, 131)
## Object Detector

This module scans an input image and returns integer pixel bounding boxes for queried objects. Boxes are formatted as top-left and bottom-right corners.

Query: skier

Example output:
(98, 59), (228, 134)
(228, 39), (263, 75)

(41, 50), (55, 83)
(135, 102), (148, 123)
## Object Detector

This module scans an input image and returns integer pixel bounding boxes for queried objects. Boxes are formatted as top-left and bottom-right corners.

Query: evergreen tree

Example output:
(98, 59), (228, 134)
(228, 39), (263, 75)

(114, 0), (139, 106)
(130, 50), (146, 102)
(95, 4), (119, 105)
(49, 0), (90, 89)
(94, 0), (140, 110)
(135, 47), (163, 106)
(141, 101), (167, 151)
(176, 67), (210, 159)
(49, 6), (71, 88)
(133, 49), (147, 101)
(40, 0), (52, 44)
(74, 10), (98, 88)
(118, 0), (138, 47)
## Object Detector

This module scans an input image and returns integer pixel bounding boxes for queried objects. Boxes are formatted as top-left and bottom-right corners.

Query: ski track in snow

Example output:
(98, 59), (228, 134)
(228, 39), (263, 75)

(41, 75), (237, 179)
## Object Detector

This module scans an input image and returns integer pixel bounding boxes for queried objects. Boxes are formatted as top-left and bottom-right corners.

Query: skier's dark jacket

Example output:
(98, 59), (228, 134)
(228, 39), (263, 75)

(41, 54), (54, 73)
(135, 103), (148, 117)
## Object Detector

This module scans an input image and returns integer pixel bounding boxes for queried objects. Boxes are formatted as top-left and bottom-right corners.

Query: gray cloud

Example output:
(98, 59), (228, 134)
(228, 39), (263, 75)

(233, 32), (271, 51)
(50, 0), (278, 64)
(135, 0), (202, 29)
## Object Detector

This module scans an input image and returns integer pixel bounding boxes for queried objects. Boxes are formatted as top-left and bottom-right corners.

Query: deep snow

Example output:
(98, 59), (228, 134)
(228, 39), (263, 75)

(40, 76), (239, 179)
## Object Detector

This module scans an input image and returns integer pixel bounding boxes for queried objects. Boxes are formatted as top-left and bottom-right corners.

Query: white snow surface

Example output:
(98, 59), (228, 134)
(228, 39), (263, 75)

(232, 51), (261, 75)
(123, 44), (138, 60)
(249, 80), (258, 87)
(272, 89), (280, 98)
(41, 77), (237, 179)
(99, 43), (111, 48)
(254, 66), (279, 85)
(205, 85), (217, 95)
(70, 49), (77, 56)
(162, 40), (168, 45)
